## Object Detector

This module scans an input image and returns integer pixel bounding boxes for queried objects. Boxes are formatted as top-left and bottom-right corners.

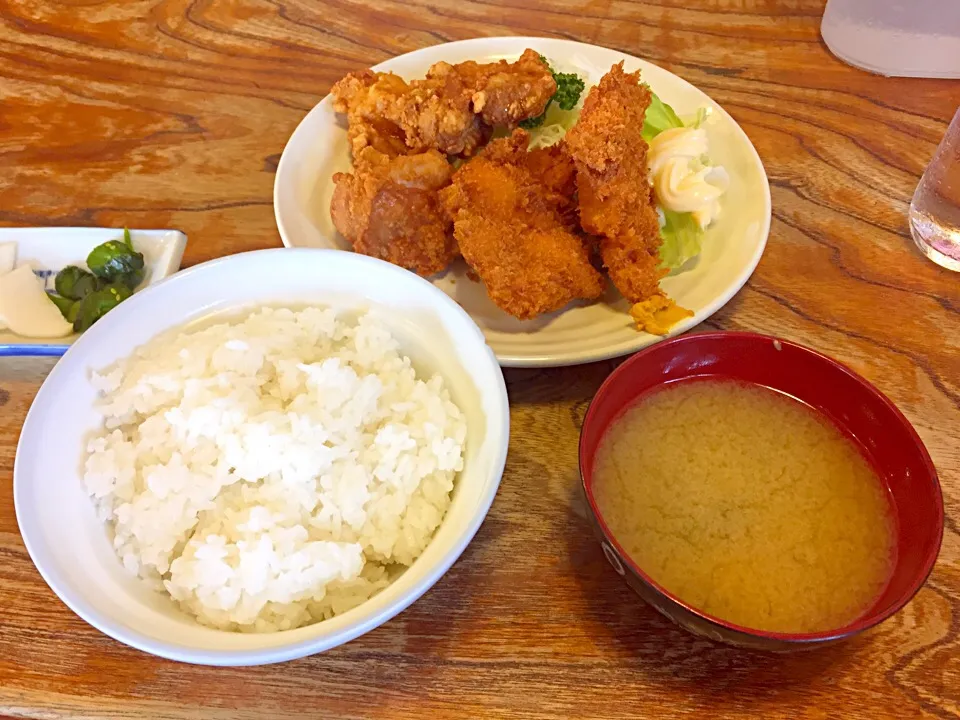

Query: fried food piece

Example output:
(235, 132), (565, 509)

(331, 50), (556, 158)
(387, 61), (489, 156)
(481, 129), (578, 230)
(348, 117), (410, 157)
(466, 49), (557, 128)
(331, 70), (410, 117)
(386, 50), (553, 156)
(331, 148), (456, 277)
(565, 62), (666, 303)
(440, 143), (605, 320)
(525, 143), (577, 202)
(331, 70), (412, 157)
(525, 143), (578, 230)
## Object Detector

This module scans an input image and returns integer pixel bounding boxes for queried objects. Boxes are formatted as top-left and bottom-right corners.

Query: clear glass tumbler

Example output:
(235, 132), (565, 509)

(910, 107), (960, 271)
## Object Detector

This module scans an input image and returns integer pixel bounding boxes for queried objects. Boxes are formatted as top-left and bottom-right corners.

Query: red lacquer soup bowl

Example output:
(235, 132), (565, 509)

(579, 332), (943, 650)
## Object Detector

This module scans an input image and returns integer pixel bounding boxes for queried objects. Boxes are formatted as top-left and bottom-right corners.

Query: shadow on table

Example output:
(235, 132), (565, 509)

(562, 476), (865, 703)
(503, 359), (624, 406)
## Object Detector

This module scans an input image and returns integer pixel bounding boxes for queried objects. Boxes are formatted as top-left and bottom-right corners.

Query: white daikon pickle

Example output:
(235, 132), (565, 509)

(0, 265), (73, 337)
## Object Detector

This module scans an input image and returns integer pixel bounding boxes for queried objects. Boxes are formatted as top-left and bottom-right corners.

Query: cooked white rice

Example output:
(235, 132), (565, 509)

(83, 306), (466, 632)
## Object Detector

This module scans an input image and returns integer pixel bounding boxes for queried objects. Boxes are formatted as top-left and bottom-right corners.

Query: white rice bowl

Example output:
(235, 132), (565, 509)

(83, 307), (467, 633)
(14, 248), (508, 665)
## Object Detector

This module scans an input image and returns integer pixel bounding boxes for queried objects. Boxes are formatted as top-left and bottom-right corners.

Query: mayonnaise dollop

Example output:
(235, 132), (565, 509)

(648, 127), (729, 229)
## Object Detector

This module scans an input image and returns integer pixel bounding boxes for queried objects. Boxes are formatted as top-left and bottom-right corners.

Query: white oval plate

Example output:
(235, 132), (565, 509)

(274, 37), (771, 367)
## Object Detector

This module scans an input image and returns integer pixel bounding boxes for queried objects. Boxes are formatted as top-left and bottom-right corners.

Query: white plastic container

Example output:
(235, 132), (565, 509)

(0, 227), (186, 356)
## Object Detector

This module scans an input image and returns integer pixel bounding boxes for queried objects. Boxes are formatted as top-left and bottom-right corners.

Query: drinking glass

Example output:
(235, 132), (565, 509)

(910, 107), (960, 271)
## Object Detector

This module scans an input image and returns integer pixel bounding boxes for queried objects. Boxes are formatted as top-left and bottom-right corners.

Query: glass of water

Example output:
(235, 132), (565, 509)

(910, 107), (960, 271)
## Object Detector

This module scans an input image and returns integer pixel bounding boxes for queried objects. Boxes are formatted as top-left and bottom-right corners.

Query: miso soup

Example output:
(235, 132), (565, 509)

(591, 378), (895, 634)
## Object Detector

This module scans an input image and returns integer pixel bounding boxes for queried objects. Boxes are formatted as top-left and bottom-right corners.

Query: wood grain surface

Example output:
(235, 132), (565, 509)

(2, 1), (959, 718)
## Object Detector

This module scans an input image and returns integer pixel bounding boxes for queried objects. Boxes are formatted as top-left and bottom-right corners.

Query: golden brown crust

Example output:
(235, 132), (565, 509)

(330, 49), (556, 158)
(330, 149), (457, 277)
(331, 71), (413, 158)
(387, 61), (488, 156)
(468, 49), (557, 128)
(565, 62), (666, 304)
(440, 134), (605, 320)
(480, 129), (579, 230)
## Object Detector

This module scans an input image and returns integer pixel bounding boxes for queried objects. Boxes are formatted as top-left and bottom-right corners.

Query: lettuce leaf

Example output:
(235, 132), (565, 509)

(642, 91), (684, 141)
(659, 209), (703, 270)
(644, 92), (705, 268)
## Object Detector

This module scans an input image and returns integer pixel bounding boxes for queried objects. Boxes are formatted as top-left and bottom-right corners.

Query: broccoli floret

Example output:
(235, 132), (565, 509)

(519, 113), (546, 130)
(520, 55), (586, 129)
(553, 70), (585, 111)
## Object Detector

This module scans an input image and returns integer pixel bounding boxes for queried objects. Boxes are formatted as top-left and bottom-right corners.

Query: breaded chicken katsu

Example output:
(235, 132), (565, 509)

(330, 148), (456, 277)
(480, 130), (579, 230)
(440, 131), (605, 320)
(565, 62), (666, 304)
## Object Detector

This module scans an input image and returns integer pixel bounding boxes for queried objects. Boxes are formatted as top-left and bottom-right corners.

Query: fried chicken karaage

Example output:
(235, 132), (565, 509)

(331, 50), (556, 158)
(386, 61), (490, 156)
(440, 131), (605, 320)
(331, 70), (412, 157)
(465, 49), (558, 128)
(565, 62), (666, 304)
(331, 148), (457, 277)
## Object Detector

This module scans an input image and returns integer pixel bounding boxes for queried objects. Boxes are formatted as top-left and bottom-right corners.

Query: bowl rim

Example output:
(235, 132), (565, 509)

(578, 330), (944, 643)
(14, 247), (511, 665)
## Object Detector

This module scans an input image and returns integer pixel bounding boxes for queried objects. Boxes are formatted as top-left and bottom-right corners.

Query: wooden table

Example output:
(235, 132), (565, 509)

(1, 1), (958, 718)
